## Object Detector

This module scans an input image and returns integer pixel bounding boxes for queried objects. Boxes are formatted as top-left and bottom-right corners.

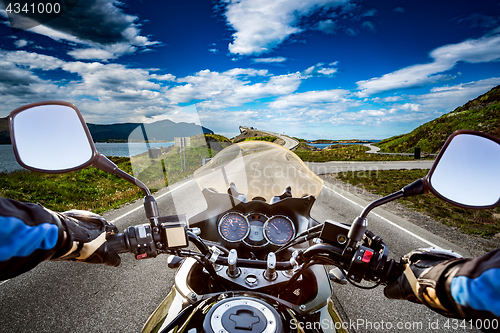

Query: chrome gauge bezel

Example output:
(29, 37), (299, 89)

(242, 212), (269, 248)
(263, 215), (296, 246)
(218, 212), (250, 243)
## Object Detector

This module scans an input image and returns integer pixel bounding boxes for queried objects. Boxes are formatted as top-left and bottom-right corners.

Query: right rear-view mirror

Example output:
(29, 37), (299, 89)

(426, 130), (500, 209)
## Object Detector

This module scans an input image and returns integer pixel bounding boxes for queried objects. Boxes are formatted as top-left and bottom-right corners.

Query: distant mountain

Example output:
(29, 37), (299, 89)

(377, 85), (500, 153)
(0, 117), (213, 144)
(0, 116), (9, 144)
(87, 119), (213, 142)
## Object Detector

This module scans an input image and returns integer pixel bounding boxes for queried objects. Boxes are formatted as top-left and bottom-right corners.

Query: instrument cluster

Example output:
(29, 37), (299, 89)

(218, 212), (296, 248)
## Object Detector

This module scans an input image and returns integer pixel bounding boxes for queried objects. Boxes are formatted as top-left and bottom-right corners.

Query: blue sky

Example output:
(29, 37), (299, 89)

(1, 0), (499, 139)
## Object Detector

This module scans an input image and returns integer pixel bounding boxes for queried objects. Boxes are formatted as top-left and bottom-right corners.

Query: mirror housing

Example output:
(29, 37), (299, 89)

(9, 101), (153, 197)
(426, 130), (500, 209)
(9, 101), (97, 173)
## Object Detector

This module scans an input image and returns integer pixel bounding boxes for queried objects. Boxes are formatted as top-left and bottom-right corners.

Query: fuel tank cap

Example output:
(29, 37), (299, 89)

(204, 297), (281, 333)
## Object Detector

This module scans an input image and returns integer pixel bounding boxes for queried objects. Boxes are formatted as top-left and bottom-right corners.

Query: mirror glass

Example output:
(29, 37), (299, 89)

(429, 133), (500, 207)
(12, 104), (95, 172)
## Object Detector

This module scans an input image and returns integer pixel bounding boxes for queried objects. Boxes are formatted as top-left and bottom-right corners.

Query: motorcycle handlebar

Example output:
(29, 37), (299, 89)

(107, 233), (130, 254)
(106, 225), (405, 286)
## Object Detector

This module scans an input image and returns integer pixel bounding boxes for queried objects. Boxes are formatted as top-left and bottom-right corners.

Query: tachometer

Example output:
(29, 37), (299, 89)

(264, 216), (295, 245)
(218, 212), (249, 242)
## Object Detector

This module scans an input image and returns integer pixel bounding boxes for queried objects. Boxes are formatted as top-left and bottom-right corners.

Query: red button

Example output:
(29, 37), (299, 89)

(136, 253), (147, 259)
(361, 250), (373, 263)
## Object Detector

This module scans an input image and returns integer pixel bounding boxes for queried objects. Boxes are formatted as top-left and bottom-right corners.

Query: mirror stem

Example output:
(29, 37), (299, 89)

(93, 154), (151, 196)
(347, 179), (425, 246)
(360, 190), (404, 219)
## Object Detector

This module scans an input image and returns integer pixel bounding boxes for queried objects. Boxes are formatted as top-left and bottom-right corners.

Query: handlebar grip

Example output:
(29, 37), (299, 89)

(107, 233), (129, 254)
(381, 260), (405, 284)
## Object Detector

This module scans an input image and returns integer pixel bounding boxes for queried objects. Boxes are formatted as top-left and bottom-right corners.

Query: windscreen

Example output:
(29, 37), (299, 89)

(194, 141), (323, 202)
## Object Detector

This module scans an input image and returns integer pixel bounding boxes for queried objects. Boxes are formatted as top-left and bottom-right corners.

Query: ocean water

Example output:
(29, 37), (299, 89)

(308, 141), (380, 149)
(0, 142), (173, 173)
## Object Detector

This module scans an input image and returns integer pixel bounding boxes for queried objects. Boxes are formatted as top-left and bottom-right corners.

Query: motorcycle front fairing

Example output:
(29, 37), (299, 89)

(140, 141), (345, 332)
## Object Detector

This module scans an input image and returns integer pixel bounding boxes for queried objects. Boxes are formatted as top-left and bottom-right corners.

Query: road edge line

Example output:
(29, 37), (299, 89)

(110, 179), (194, 223)
(322, 185), (438, 248)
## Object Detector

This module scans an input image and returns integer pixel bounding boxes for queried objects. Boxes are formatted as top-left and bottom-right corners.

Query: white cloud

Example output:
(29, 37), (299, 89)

(270, 89), (350, 109)
(361, 21), (376, 32)
(412, 77), (500, 112)
(169, 69), (302, 109)
(318, 67), (337, 75)
(318, 19), (338, 34)
(13, 39), (28, 48)
(334, 77), (500, 127)
(361, 9), (377, 17)
(150, 73), (176, 81)
(252, 57), (287, 63)
(2, 50), (64, 70)
(430, 36), (500, 64)
(0, 50), (306, 121)
(67, 44), (137, 61)
(222, 0), (349, 55)
(304, 62), (338, 76)
(357, 34), (500, 96)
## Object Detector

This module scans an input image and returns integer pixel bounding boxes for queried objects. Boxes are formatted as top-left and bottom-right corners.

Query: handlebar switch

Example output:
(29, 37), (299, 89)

(125, 224), (157, 259)
(347, 245), (374, 282)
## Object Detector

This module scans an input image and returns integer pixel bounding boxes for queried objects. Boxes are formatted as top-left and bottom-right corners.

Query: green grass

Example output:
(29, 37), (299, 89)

(234, 135), (278, 143)
(295, 144), (432, 162)
(0, 157), (143, 214)
(336, 169), (500, 237)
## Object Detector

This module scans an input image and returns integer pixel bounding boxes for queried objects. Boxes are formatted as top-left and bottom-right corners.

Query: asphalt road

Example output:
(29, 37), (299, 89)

(306, 160), (435, 175)
(242, 126), (299, 150)
(0, 171), (480, 333)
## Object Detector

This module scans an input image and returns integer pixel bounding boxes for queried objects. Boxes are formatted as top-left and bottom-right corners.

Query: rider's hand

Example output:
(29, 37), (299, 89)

(384, 248), (464, 317)
(50, 210), (121, 267)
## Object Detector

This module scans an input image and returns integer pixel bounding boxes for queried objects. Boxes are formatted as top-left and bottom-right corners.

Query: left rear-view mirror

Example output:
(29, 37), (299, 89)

(9, 101), (97, 173)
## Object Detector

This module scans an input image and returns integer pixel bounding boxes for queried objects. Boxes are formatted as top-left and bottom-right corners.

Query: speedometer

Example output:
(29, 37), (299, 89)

(264, 216), (295, 245)
(218, 212), (249, 242)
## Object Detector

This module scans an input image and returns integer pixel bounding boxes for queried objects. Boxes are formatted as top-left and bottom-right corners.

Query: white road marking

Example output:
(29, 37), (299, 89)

(0, 279), (9, 286)
(109, 179), (194, 223)
(322, 185), (439, 248)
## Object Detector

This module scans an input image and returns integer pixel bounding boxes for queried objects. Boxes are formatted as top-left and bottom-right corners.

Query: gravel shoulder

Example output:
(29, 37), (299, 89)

(320, 174), (500, 257)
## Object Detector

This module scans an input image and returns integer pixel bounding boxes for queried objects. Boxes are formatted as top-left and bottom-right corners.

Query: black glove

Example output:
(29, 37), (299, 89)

(384, 248), (464, 317)
(50, 210), (121, 267)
